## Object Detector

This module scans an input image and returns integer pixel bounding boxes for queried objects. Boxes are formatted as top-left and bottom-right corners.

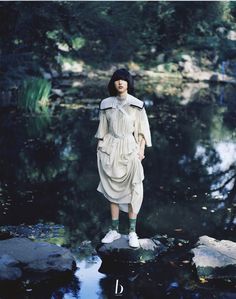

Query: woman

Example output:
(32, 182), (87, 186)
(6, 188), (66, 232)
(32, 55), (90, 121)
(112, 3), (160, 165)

(95, 68), (152, 247)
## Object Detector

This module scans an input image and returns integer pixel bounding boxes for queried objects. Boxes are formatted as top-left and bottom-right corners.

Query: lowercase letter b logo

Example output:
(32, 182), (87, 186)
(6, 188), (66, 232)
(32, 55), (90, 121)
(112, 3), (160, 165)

(115, 279), (124, 296)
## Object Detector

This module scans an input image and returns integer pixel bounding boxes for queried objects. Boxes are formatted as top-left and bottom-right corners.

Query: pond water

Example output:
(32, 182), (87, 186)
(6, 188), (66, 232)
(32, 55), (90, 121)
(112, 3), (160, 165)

(0, 81), (236, 298)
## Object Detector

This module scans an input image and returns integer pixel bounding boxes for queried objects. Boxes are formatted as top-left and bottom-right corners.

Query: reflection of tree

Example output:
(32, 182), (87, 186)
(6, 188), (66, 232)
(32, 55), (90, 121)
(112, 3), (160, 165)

(0, 111), (59, 223)
(138, 87), (236, 238)
(212, 168), (236, 235)
(98, 259), (196, 299)
(223, 179), (236, 231)
(1, 84), (236, 244)
(221, 85), (236, 131)
(26, 113), (52, 137)
(28, 275), (80, 299)
(56, 87), (236, 245)
(0, 107), (80, 224)
(145, 91), (220, 202)
(50, 276), (80, 299)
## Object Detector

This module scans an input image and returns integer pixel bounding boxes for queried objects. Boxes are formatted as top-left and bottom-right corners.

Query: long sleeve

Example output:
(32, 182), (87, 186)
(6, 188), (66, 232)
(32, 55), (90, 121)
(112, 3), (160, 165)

(95, 110), (108, 139)
(135, 107), (152, 147)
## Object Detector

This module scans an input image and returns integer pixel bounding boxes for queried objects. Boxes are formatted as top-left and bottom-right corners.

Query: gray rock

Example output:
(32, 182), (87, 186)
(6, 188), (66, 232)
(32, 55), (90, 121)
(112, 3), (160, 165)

(180, 61), (201, 74)
(0, 238), (76, 283)
(210, 73), (236, 84)
(216, 27), (227, 36)
(0, 254), (22, 281)
(97, 234), (167, 264)
(51, 88), (64, 97)
(191, 235), (236, 280)
(179, 83), (209, 105)
(181, 54), (192, 62)
(183, 70), (236, 84)
(156, 64), (166, 73)
(156, 53), (165, 64)
(50, 68), (60, 78)
(227, 30), (236, 41)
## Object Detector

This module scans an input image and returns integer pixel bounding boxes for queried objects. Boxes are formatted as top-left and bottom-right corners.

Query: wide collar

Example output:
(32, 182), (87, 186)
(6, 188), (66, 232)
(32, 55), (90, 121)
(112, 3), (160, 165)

(100, 93), (144, 110)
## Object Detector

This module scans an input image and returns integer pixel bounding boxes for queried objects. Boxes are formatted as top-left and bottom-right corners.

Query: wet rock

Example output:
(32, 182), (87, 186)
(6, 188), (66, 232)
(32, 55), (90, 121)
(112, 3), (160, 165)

(0, 238), (76, 284)
(156, 53), (165, 64)
(152, 234), (189, 251)
(50, 68), (60, 78)
(41, 71), (52, 80)
(227, 30), (236, 41)
(179, 83), (209, 105)
(156, 64), (166, 73)
(97, 234), (167, 264)
(216, 27), (227, 36)
(0, 255), (22, 281)
(0, 230), (12, 240)
(51, 88), (64, 97)
(157, 63), (179, 73)
(210, 73), (236, 84)
(182, 70), (236, 84)
(191, 235), (236, 280)
(183, 70), (212, 81)
(181, 54), (192, 62)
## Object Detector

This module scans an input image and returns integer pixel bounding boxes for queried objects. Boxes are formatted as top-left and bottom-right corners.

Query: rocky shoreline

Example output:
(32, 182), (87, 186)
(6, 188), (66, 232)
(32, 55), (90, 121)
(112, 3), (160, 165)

(0, 224), (235, 290)
(1, 43), (236, 108)
(0, 237), (76, 284)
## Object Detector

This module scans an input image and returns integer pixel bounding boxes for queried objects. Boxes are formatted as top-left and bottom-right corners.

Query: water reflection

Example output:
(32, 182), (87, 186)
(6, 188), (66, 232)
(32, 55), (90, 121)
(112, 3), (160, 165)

(0, 82), (236, 298)
(0, 83), (235, 238)
(73, 259), (105, 299)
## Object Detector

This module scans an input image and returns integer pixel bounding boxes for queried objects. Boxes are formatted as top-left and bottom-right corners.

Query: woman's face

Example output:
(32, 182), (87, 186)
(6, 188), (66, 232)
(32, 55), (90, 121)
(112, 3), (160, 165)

(114, 79), (128, 94)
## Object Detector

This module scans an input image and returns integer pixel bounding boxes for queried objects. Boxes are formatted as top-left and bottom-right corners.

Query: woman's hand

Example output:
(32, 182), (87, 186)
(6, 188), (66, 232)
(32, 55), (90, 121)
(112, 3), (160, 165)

(97, 139), (102, 151)
(138, 149), (145, 161)
(138, 135), (146, 161)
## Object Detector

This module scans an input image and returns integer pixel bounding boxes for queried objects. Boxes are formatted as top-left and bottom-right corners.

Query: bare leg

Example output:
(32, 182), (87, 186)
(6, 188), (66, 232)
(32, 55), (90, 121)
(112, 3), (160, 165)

(111, 202), (119, 219)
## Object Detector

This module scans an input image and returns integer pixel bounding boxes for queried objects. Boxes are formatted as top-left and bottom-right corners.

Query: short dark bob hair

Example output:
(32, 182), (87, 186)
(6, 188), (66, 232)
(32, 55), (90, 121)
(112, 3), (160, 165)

(107, 68), (135, 96)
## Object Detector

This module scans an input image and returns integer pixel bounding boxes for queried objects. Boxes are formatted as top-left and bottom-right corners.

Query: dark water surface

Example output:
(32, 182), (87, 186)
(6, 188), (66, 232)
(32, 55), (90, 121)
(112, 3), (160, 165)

(0, 82), (236, 298)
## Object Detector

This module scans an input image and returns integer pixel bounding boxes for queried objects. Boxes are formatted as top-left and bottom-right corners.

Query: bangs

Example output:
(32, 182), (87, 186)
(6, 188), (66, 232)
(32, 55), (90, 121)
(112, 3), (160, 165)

(112, 71), (129, 82)
(107, 68), (135, 96)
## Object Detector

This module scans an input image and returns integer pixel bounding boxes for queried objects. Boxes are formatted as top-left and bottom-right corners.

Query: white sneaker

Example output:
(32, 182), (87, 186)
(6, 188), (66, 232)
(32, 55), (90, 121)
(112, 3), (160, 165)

(129, 232), (140, 248)
(101, 230), (121, 244)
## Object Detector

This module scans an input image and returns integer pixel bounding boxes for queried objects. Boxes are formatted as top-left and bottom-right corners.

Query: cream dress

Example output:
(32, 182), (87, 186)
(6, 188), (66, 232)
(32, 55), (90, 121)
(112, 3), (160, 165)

(95, 93), (152, 214)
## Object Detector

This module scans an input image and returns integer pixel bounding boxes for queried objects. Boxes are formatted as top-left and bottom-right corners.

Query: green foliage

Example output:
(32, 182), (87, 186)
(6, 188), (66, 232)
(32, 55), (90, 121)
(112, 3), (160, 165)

(0, 1), (236, 76)
(230, 1), (236, 21)
(26, 114), (52, 137)
(18, 77), (51, 113)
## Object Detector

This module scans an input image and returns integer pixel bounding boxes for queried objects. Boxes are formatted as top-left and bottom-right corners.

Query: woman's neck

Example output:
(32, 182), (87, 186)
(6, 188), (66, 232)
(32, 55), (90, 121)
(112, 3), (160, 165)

(116, 91), (128, 101)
